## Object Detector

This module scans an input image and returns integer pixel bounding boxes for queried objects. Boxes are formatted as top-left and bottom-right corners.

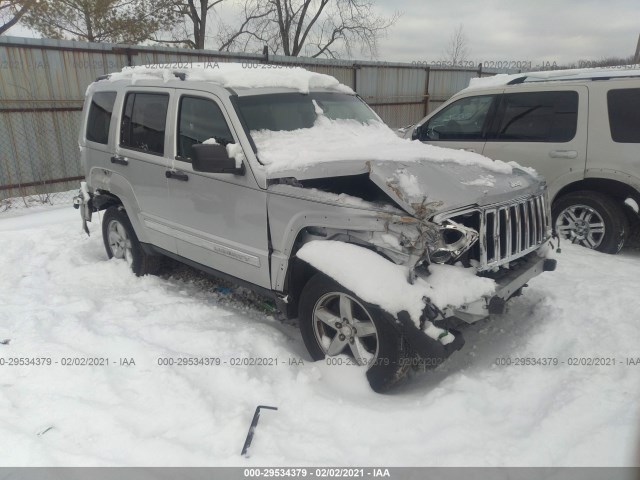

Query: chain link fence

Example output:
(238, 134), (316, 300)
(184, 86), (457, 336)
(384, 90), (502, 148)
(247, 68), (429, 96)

(0, 99), (83, 212)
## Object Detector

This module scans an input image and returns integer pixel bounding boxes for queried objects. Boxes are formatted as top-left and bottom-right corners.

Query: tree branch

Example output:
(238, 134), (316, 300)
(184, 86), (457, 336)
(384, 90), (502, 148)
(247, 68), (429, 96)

(0, 1), (35, 35)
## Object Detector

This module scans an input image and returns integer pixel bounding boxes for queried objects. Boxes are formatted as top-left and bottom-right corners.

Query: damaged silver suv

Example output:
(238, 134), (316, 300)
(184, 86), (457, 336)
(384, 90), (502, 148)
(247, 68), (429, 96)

(75, 64), (557, 392)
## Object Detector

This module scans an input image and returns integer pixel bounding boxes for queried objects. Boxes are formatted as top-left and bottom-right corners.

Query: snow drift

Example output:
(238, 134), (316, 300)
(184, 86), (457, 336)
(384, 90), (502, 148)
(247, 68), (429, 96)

(1, 206), (639, 467)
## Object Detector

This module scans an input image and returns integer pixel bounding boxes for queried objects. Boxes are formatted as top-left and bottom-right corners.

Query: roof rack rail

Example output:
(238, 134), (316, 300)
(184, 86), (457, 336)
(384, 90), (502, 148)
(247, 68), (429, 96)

(95, 74), (111, 82)
(507, 76), (527, 85)
(173, 72), (186, 80)
(506, 71), (640, 85)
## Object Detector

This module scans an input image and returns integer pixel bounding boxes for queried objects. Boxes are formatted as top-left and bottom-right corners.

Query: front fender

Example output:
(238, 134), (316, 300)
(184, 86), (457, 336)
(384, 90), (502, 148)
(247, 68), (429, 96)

(268, 191), (392, 292)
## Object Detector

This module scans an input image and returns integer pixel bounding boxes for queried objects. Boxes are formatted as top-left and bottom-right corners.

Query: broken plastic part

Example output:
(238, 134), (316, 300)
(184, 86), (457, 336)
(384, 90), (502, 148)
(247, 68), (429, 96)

(423, 321), (455, 345)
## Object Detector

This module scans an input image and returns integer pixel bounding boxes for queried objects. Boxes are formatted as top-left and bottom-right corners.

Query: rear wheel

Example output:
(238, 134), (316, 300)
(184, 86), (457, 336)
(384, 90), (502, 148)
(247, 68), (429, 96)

(553, 191), (628, 254)
(298, 272), (412, 393)
(102, 206), (162, 276)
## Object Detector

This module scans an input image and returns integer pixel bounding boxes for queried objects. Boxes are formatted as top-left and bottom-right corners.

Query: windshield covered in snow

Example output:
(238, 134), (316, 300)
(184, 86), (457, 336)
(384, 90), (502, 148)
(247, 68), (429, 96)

(240, 92), (518, 177)
(236, 92), (379, 132)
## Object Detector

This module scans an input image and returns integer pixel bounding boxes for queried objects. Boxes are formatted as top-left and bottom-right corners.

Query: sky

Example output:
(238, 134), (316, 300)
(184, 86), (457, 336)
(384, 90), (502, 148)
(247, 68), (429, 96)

(3, 0), (639, 66)
(374, 0), (639, 65)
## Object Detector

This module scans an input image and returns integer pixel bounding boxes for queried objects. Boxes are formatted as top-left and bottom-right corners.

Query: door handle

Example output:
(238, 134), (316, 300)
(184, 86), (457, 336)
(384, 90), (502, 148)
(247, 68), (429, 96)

(549, 150), (578, 159)
(461, 148), (476, 153)
(166, 170), (189, 182)
(110, 155), (129, 166)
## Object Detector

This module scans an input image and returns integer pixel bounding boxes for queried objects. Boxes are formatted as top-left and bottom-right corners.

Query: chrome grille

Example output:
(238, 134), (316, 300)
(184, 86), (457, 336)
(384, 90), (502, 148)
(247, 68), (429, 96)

(480, 193), (550, 269)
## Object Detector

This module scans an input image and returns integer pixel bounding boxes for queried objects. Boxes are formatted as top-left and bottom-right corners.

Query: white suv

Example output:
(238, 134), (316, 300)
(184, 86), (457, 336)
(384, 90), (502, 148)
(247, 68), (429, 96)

(402, 68), (640, 253)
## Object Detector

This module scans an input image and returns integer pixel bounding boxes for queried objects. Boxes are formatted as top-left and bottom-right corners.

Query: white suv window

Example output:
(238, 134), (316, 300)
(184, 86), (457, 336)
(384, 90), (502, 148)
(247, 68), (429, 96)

(494, 91), (578, 142)
(607, 88), (640, 143)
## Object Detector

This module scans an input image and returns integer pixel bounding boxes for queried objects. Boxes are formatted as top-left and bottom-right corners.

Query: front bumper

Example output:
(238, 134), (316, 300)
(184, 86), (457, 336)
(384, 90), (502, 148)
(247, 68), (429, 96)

(391, 252), (556, 368)
(452, 253), (556, 323)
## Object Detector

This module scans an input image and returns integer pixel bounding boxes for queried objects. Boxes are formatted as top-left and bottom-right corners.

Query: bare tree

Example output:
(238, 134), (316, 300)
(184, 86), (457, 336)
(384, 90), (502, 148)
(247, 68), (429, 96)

(0, 0), (36, 35)
(159, 0), (225, 49)
(443, 23), (470, 65)
(580, 55), (636, 68)
(558, 55), (636, 70)
(23, 0), (179, 44)
(217, 0), (400, 58)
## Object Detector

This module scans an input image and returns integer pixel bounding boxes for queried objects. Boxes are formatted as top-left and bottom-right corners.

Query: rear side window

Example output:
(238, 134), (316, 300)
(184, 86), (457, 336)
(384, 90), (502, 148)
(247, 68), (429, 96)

(607, 88), (640, 143)
(495, 91), (578, 142)
(120, 92), (169, 155)
(177, 96), (234, 162)
(86, 92), (116, 144)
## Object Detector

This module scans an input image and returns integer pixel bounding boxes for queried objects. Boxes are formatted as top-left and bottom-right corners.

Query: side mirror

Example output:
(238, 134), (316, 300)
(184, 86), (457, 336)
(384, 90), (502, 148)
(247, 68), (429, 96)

(414, 122), (436, 141)
(191, 143), (245, 175)
(412, 124), (423, 140)
(395, 124), (414, 137)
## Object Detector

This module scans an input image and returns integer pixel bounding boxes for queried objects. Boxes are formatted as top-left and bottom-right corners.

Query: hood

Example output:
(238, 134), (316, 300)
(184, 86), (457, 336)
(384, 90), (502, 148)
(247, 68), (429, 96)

(271, 158), (545, 218)
(367, 160), (545, 218)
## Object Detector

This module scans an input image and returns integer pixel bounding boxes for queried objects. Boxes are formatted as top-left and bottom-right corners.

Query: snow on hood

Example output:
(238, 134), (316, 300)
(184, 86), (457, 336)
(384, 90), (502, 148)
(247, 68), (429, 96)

(253, 117), (514, 176)
(255, 117), (543, 216)
(367, 160), (543, 217)
(93, 62), (354, 95)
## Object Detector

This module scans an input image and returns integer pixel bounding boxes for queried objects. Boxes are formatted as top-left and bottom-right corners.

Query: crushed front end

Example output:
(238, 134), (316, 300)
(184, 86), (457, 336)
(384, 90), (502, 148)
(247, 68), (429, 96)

(428, 190), (558, 323)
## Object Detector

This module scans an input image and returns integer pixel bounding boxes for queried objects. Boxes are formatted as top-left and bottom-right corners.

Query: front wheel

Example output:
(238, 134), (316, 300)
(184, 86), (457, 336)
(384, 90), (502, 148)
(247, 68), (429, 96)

(552, 191), (628, 254)
(102, 206), (161, 276)
(298, 272), (413, 393)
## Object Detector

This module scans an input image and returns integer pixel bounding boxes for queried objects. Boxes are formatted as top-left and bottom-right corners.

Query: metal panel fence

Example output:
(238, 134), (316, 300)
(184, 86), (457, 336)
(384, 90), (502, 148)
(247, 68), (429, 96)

(0, 36), (497, 210)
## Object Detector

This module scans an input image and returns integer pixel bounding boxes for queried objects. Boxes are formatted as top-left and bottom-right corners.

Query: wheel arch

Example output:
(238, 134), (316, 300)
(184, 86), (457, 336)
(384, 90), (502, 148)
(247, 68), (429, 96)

(92, 190), (122, 211)
(279, 229), (391, 319)
(554, 178), (640, 233)
(88, 169), (150, 243)
(554, 178), (640, 205)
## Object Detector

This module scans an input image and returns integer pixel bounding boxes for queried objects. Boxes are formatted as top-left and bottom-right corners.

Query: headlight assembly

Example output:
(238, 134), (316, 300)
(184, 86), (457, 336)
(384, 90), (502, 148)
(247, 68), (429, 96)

(427, 220), (479, 264)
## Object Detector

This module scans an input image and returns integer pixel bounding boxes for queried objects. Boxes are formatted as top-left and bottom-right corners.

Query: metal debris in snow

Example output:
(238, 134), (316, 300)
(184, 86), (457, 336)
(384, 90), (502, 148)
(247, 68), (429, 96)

(241, 405), (278, 456)
(37, 426), (54, 436)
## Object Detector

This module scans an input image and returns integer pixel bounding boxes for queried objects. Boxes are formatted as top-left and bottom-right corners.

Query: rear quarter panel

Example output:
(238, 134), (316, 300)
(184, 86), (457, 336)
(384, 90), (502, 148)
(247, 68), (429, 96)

(586, 80), (640, 194)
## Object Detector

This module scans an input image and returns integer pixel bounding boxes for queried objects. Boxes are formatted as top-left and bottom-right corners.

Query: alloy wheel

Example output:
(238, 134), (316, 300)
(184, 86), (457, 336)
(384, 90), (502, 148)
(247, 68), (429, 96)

(555, 204), (605, 249)
(312, 292), (379, 366)
(107, 219), (133, 265)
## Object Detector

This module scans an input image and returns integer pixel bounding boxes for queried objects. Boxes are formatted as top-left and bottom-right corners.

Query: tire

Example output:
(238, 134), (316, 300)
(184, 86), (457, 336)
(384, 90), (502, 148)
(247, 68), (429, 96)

(552, 191), (628, 254)
(624, 208), (640, 248)
(102, 206), (162, 276)
(298, 272), (412, 393)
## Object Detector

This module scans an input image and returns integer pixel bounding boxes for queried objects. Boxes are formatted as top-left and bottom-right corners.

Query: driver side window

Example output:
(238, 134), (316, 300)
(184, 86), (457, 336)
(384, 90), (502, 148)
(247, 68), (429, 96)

(177, 96), (234, 162)
(421, 95), (495, 141)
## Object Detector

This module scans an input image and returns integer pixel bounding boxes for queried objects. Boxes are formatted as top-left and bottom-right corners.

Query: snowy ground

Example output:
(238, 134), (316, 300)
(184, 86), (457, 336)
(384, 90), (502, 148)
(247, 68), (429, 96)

(0, 205), (639, 467)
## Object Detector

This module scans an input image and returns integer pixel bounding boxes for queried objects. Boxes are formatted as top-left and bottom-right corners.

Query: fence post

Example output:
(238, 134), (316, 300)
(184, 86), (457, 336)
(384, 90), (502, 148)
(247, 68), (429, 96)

(112, 47), (137, 66)
(423, 66), (430, 116)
